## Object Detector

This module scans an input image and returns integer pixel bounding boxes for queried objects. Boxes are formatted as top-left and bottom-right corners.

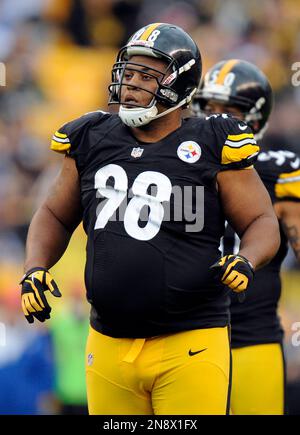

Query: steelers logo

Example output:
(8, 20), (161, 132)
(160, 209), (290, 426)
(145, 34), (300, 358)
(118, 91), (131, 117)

(177, 141), (201, 163)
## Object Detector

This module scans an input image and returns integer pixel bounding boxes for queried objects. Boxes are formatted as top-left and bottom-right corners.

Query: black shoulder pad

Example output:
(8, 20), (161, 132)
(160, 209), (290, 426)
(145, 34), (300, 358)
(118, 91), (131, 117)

(51, 110), (111, 154)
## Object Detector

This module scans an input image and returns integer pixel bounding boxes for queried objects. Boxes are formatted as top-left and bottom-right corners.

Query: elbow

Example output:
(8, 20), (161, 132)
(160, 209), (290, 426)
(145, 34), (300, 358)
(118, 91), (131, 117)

(40, 203), (75, 235)
(240, 212), (281, 271)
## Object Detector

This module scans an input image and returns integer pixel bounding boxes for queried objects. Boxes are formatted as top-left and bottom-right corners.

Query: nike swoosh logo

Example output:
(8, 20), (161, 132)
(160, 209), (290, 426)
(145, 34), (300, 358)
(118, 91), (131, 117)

(188, 348), (207, 357)
(238, 123), (248, 130)
(291, 158), (300, 169)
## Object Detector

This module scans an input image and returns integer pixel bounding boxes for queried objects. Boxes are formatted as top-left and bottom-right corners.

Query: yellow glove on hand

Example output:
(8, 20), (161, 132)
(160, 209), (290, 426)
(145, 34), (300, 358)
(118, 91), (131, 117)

(210, 254), (254, 297)
(20, 267), (61, 323)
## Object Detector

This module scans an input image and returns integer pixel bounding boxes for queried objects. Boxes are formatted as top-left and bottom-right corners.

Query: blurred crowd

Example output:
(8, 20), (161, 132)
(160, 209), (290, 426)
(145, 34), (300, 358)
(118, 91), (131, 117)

(0, 0), (300, 414)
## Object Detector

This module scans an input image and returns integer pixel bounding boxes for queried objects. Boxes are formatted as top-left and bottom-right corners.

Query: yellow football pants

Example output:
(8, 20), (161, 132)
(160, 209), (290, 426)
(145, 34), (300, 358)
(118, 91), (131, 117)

(86, 326), (231, 415)
(231, 343), (285, 415)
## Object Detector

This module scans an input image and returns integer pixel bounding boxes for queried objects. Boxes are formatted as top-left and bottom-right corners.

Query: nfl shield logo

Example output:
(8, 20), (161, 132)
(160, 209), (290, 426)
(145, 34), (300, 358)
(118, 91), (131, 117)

(131, 147), (144, 158)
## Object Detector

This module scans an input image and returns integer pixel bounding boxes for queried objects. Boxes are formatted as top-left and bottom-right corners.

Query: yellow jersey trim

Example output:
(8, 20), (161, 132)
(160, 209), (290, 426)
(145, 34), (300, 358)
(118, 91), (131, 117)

(51, 139), (71, 153)
(275, 169), (300, 199)
(222, 144), (260, 165)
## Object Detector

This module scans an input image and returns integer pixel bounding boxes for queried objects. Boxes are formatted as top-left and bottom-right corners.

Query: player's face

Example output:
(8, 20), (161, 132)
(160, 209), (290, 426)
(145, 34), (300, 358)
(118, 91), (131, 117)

(121, 55), (168, 108)
(204, 101), (244, 120)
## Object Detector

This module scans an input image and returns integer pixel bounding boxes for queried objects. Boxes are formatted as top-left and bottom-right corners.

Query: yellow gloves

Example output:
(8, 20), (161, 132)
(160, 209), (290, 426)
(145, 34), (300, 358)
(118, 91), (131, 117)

(20, 267), (61, 323)
(210, 255), (254, 294)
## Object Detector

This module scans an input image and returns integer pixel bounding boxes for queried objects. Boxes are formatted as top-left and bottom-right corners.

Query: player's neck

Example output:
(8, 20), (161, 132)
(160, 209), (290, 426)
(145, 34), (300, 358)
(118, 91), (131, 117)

(130, 111), (182, 143)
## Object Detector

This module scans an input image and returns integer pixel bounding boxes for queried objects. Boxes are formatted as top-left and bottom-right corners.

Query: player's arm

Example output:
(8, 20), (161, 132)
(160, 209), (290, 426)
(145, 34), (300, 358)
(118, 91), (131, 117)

(211, 168), (280, 294)
(21, 111), (106, 323)
(217, 168), (280, 270)
(209, 116), (280, 293)
(21, 156), (82, 323)
(275, 201), (300, 262)
(24, 155), (82, 271)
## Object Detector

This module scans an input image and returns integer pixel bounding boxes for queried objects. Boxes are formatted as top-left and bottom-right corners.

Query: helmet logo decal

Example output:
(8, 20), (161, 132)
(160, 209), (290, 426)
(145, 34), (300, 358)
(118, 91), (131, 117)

(177, 141), (201, 163)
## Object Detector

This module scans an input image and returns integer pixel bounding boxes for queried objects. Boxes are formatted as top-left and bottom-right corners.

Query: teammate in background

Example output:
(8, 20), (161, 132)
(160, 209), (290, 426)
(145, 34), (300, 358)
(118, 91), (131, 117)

(193, 59), (300, 415)
(20, 25), (280, 415)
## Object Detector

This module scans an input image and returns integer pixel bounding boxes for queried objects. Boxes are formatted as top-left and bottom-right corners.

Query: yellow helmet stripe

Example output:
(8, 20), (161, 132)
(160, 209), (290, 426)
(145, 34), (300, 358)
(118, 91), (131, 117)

(140, 23), (162, 41)
(216, 59), (239, 85)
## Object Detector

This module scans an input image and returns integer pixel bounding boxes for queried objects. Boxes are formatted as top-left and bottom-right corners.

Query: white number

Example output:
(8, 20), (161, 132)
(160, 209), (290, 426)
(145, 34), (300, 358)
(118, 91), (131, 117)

(148, 30), (160, 42)
(258, 150), (300, 168)
(224, 72), (235, 87)
(209, 70), (219, 84)
(207, 70), (235, 88)
(131, 28), (145, 41)
(206, 113), (229, 120)
(124, 171), (172, 240)
(94, 165), (172, 241)
(94, 164), (127, 230)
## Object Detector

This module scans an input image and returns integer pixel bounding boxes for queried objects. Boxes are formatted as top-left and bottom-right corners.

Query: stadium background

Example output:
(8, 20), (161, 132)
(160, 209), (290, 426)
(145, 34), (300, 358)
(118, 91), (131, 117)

(0, 0), (300, 414)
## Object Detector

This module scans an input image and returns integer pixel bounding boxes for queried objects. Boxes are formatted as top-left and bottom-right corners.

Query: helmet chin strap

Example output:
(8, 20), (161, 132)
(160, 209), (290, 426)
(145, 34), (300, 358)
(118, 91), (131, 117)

(119, 102), (159, 127)
(119, 89), (196, 128)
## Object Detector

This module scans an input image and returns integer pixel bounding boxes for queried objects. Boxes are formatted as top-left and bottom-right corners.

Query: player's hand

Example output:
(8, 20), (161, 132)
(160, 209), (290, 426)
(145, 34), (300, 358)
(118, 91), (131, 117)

(20, 267), (62, 324)
(210, 254), (254, 294)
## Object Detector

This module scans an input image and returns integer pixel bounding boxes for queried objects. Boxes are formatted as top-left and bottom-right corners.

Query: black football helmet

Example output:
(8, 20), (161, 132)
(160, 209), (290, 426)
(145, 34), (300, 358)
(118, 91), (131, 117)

(192, 59), (273, 139)
(108, 23), (202, 127)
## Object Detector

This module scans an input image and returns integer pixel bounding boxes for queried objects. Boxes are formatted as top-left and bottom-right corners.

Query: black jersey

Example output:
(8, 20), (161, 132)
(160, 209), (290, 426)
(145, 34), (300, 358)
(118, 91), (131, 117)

(51, 111), (258, 338)
(223, 149), (300, 348)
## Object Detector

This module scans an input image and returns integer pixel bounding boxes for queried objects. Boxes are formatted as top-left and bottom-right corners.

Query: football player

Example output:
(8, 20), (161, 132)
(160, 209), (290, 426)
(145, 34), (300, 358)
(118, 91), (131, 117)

(193, 59), (300, 414)
(20, 24), (280, 415)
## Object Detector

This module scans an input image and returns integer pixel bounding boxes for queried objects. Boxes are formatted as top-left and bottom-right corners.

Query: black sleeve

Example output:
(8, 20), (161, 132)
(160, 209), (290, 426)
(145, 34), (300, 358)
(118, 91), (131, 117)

(50, 110), (110, 159)
(255, 150), (300, 203)
(209, 114), (260, 171)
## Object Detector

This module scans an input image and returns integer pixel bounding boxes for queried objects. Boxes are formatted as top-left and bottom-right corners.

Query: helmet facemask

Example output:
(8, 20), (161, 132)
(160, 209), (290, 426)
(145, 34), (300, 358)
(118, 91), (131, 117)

(108, 46), (197, 127)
